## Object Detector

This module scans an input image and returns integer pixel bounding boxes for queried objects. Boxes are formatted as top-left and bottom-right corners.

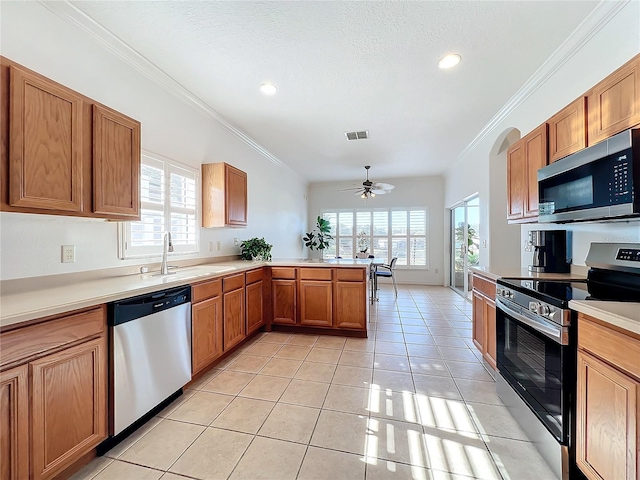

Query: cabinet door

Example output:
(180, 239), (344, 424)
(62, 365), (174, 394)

(588, 55), (640, 145)
(93, 104), (140, 218)
(272, 280), (297, 325)
(300, 281), (333, 327)
(472, 291), (484, 353)
(223, 288), (245, 351)
(225, 164), (247, 226)
(523, 124), (548, 218)
(334, 281), (366, 330)
(9, 66), (83, 212)
(0, 365), (28, 480)
(548, 97), (587, 162)
(576, 350), (638, 480)
(246, 280), (265, 335)
(483, 297), (497, 370)
(31, 337), (107, 480)
(192, 296), (223, 375)
(506, 140), (525, 220)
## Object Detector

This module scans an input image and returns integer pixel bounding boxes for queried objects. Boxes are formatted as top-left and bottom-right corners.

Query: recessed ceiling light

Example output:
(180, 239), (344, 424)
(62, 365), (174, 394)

(438, 54), (461, 69)
(260, 83), (278, 95)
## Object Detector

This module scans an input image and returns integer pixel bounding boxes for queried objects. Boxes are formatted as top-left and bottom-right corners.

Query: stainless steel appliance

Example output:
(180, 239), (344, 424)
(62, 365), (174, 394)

(496, 242), (640, 479)
(527, 230), (571, 273)
(538, 128), (640, 223)
(110, 286), (192, 436)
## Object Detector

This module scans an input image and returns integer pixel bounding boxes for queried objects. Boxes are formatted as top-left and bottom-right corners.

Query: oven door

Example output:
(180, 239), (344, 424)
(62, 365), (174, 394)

(496, 297), (573, 444)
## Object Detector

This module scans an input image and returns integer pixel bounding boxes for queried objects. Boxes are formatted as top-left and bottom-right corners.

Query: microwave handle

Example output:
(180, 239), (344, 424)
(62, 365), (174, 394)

(496, 297), (567, 345)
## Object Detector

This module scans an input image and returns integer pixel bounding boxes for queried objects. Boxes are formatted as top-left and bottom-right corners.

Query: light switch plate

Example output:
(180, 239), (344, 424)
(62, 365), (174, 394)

(62, 245), (75, 263)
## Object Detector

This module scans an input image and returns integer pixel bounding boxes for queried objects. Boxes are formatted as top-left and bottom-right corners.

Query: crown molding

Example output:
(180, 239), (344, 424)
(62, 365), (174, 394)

(457, 0), (630, 162)
(38, 0), (293, 173)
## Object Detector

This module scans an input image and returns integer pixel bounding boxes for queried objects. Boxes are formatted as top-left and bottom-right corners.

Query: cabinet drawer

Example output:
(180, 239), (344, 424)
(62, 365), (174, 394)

(223, 273), (245, 292)
(245, 268), (264, 285)
(472, 274), (496, 299)
(578, 313), (640, 380)
(300, 268), (332, 281)
(0, 307), (105, 369)
(271, 267), (296, 280)
(192, 278), (222, 303)
(336, 268), (365, 282)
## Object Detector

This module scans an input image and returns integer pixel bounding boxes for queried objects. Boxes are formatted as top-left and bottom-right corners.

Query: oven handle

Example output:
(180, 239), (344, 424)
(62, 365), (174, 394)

(496, 297), (567, 345)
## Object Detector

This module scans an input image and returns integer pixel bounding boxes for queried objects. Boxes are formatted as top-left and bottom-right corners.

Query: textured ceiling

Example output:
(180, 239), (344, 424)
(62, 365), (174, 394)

(72, 1), (599, 183)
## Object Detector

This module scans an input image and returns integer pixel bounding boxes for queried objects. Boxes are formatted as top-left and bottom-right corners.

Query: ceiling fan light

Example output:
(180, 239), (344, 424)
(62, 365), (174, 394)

(360, 193), (367, 199)
(371, 192), (376, 197)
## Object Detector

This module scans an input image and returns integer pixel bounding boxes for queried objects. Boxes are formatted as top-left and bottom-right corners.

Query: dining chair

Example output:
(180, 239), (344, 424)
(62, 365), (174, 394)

(375, 257), (398, 297)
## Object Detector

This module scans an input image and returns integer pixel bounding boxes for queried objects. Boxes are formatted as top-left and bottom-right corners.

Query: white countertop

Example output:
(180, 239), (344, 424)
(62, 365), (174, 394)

(0, 259), (369, 329)
(569, 300), (640, 336)
(470, 266), (587, 282)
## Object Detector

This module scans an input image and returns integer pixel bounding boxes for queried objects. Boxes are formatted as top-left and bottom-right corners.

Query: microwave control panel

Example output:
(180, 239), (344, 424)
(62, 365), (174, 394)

(616, 248), (640, 262)
(609, 155), (630, 203)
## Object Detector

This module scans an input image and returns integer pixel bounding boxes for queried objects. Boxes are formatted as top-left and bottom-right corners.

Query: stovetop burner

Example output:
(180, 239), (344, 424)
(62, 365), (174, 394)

(497, 278), (590, 308)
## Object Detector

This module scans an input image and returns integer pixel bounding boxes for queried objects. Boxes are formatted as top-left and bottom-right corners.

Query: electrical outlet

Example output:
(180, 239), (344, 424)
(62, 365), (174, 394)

(234, 237), (239, 246)
(524, 242), (532, 252)
(482, 240), (487, 248)
(61, 245), (75, 263)
(217, 241), (221, 251)
(208, 241), (214, 252)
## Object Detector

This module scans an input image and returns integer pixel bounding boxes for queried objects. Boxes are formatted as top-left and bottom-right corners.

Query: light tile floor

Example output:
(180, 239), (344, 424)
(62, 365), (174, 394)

(72, 286), (556, 480)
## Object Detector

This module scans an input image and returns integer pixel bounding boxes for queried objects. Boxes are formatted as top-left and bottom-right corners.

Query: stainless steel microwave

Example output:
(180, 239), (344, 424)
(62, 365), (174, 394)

(538, 128), (640, 223)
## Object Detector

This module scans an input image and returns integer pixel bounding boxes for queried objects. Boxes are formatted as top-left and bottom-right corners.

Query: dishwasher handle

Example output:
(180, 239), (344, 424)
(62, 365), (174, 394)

(111, 285), (191, 326)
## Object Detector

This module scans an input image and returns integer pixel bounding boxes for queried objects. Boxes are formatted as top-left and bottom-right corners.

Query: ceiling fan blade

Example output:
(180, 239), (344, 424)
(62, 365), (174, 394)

(354, 190), (366, 196)
(371, 182), (395, 190)
(338, 187), (363, 191)
(371, 189), (390, 195)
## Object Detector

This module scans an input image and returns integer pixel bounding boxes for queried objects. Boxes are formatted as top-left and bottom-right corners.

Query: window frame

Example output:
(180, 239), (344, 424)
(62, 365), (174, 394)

(118, 151), (200, 259)
(321, 207), (429, 269)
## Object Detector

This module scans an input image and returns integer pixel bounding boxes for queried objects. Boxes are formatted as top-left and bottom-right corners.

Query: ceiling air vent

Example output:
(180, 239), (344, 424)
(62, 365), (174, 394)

(345, 130), (369, 141)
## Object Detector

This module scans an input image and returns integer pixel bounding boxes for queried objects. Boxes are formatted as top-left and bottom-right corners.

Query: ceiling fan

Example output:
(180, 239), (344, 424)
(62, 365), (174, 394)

(339, 165), (395, 199)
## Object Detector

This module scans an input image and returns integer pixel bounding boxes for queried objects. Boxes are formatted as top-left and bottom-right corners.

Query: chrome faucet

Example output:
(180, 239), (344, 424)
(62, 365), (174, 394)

(160, 231), (174, 275)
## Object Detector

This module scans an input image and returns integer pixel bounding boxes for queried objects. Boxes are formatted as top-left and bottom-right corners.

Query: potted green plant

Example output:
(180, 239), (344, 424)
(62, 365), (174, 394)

(240, 237), (273, 261)
(303, 216), (333, 260)
(356, 231), (369, 258)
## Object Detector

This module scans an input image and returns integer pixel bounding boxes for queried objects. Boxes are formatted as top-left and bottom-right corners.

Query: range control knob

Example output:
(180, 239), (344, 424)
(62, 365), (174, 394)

(505, 290), (514, 299)
(538, 304), (551, 316)
(496, 288), (504, 297)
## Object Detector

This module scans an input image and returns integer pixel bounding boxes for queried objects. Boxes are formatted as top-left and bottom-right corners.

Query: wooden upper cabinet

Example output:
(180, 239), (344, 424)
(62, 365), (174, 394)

(30, 336), (107, 480)
(299, 280), (333, 327)
(576, 350), (637, 480)
(9, 66), (83, 212)
(202, 162), (248, 228)
(0, 365), (29, 480)
(192, 296), (223, 375)
(548, 97), (587, 162)
(506, 124), (548, 222)
(506, 141), (525, 220)
(523, 123), (548, 218)
(588, 54), (640, 145)
(92, 104), (140, 218)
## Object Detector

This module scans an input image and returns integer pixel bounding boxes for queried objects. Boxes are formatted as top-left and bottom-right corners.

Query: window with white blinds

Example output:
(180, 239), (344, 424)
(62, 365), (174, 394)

(321, 208), (428, 267)
(119, 153), (199, 259)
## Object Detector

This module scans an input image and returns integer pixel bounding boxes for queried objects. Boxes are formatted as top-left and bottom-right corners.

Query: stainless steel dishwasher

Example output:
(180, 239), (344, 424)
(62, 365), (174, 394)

(111, 285), (192, 435)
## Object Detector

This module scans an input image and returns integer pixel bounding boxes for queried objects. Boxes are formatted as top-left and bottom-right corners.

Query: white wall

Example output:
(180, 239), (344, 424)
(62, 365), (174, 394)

(444, 1), (640, 269)
(0, 2), (307, 281)
(308, 176), (445, 285)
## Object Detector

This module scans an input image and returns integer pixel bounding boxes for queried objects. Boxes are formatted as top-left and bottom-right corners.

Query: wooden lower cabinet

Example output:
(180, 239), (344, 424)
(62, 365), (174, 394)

(0, 365), (28, 480)
(272, 279), (297, 325)
(246, 280), (265, 335)
(472, 291), (485, 352)
(223, 288), (245, 350)
(192, 296), (223, 375)
(31, 336), (107, 480)
(300, 281), (332, 327)
(483, 298), (497, 370)
(471, 273), (497, 371)
(576, 350), (638, 480)
(334, 281), (366, 330)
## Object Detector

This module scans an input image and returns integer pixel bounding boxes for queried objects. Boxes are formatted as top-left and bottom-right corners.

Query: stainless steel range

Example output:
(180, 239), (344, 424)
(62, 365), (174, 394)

(495, 242), (640, 480)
